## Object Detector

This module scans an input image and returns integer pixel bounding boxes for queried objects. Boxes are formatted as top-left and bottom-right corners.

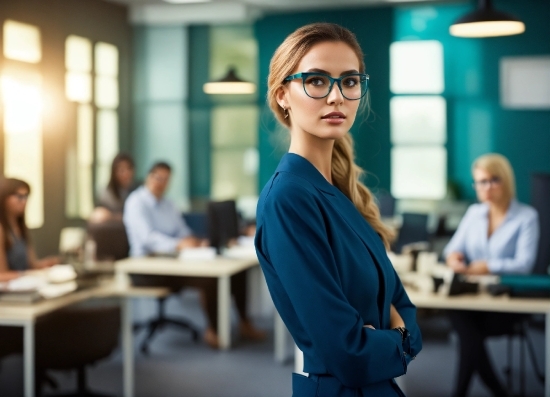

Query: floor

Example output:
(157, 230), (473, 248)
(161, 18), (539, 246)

(0, 294), (545, 397)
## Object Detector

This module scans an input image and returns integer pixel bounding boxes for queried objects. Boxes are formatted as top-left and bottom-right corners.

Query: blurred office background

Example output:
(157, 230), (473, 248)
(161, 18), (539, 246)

(0, 0), (549, 396)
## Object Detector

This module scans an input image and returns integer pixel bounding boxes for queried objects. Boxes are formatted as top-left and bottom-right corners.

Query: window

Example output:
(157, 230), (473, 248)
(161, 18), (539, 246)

(2, 21), (44, 228)
(390, 40), (447, 200)
(64, 36), (119, 218)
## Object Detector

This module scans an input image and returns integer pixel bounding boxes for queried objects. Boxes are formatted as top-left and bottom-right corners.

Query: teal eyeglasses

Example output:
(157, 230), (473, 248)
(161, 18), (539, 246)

(284, 72), (369, 100)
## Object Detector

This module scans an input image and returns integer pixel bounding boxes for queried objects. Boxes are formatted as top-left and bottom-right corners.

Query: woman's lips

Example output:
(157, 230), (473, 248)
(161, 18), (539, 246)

(321, 112), (346, 124)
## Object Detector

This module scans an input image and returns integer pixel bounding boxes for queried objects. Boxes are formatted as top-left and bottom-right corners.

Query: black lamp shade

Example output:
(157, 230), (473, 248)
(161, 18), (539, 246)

(450, 0), (525, 38)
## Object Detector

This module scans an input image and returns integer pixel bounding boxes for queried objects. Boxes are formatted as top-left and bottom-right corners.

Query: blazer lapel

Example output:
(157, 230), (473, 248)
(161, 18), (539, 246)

(276, 153), (391, 326)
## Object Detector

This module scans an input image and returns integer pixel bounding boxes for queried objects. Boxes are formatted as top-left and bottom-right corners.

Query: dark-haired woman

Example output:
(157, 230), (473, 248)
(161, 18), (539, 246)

(91, 153), (137, 223)
(0, 178), (58, 281)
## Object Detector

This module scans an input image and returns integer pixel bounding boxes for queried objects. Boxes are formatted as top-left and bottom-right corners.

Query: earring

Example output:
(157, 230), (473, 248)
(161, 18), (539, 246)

(283, 107), (289, 119)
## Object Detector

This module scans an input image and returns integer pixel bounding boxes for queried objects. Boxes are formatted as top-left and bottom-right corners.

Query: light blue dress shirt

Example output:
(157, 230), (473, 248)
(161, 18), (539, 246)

(443, 200), (539, 274)
(123, 186), (192, 257)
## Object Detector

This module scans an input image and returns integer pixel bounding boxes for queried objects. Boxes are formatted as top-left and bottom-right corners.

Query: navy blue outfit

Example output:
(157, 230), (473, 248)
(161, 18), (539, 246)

(255, 153), (422, 397)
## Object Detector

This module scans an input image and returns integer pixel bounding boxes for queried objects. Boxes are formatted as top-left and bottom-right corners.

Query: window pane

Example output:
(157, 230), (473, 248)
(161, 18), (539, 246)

(212, 148), (257, 200)
(94, 76), (119, 108)
(2, 72), (44, 228)
(96, 110), (119, 193)
(65, 71), (92, 103)
(3, 20), (41, 63)
(390, 40), (444, 94)
(95, 42), (118, 77)
(211, 106), (258, 147)
(1, 73), (42, 134)
(391, 146), (447, 199)
(76, 105), (94, 219)
(390, 96), (446, 145)
(65, 35), (92, 72)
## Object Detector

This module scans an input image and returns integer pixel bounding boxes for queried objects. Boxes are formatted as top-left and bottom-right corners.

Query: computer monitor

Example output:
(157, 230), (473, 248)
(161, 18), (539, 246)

(207, 200), (240, 253)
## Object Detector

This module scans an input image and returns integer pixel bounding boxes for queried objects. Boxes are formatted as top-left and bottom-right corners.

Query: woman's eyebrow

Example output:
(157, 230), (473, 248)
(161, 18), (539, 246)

(305, 68), (360, 76)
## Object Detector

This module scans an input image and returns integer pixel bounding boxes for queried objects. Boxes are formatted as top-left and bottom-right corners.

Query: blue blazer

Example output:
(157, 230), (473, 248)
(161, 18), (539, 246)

(255, 153), (422, 397)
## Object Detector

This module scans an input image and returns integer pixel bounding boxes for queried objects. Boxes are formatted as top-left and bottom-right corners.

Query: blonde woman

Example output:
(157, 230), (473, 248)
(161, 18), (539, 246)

(254, 23), (421, 396)
(444, 153), (539, 397)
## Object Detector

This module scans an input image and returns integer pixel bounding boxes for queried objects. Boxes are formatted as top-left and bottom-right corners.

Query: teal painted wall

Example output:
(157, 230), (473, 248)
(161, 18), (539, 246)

(394, 0), (550, 202)
(132, 26), (190, 209)
(254, 8), (394, 193)
(188, 25), (212, 202)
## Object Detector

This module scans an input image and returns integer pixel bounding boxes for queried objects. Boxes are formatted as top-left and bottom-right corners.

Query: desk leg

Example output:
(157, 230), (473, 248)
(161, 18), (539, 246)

(122, 297), (134, 397)
(23, 322), (34, 397)
(546, 311), (550, 397)
(218, 275), (231, 350)
(274, 311), (288, 363)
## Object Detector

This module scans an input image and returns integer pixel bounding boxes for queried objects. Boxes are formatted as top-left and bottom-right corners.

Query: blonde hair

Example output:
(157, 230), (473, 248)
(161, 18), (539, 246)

(472, 153), (516, 205)
(267, 23), (393, 249)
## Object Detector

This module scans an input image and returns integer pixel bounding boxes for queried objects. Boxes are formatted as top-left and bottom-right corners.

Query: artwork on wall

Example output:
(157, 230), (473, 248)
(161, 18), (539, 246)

(500, 56), (550, 110)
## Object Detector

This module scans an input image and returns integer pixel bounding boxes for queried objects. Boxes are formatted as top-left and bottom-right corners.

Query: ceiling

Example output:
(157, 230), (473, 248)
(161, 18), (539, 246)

(103, 0), (460, 25)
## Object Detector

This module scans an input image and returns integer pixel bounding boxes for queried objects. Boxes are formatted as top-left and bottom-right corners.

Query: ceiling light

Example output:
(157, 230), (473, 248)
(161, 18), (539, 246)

(450, 0), (525, 38)
(203, 67), (256, 95)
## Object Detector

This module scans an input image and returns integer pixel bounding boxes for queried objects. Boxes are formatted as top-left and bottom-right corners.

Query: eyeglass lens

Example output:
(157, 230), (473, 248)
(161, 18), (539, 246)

(303, 74), (366, 100)
(473, 177), (501, 189)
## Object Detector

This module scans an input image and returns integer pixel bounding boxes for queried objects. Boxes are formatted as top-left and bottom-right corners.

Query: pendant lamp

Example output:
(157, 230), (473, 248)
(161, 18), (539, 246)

(203, 67), (256, 95)
(450, 0), (525, 38)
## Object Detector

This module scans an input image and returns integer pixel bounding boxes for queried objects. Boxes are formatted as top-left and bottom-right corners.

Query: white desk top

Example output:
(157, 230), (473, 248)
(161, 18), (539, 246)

(407, 289), (550, 314)
(115, 256), (259, 278)
(0, 282), (169, 325)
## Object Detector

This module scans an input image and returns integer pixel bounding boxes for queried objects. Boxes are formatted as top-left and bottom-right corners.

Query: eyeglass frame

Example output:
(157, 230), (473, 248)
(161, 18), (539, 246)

(472, 176), (502, 190)
(284, 72), (370, 101)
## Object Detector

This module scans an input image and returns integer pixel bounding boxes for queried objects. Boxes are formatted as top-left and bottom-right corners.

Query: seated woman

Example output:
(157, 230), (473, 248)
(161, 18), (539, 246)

(444, 153), (539, 397)
(0, 178), (58, 282)
(90, 153), (136, 223)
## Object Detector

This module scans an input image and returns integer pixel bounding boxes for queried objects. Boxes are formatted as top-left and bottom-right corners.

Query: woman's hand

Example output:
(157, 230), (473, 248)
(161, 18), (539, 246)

(446, 252), (467, 273)
(390, 304), (405, 329)
(465, 260), (489, 275)
(37, 256), (60, 269)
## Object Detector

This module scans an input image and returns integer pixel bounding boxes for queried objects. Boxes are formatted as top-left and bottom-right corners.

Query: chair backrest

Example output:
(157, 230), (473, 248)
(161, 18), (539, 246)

(183, 212), (208, 239)
(532, 173), (550, 274)
(207, 200), (240, 252)
(393, 212), (429, 253)
(87, 220), (129, 261)
(376, 191), (396, 218)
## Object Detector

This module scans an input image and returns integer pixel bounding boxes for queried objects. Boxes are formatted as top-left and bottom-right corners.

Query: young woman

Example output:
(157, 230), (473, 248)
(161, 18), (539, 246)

(91, 153), (136, 223)
(254, 23), (422, 397)
(0, 178), (58, 282)
(444, 153), (539, 397)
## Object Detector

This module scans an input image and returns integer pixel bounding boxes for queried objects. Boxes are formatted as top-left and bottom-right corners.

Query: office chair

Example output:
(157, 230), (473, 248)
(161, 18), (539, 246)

(375, 191), (396, 218)
(500, 173), (549, 396)
(502, 317), (544, 397)
(87, 220), (130, 262)
(133, 214), (203, 354)
(207, 200), (240, 253)
(34, 305), (121, 397)
(392, 213), (429, 253)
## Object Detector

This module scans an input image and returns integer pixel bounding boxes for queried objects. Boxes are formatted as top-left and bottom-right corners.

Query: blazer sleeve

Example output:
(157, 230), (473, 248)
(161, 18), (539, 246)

(390, 267), (423, 366)
(258, 181), (407, 388)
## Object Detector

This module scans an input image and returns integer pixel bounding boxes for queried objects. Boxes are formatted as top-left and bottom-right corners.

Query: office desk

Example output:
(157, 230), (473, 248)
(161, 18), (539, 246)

(115, 256), (259, 350)
(406, 290), (550, 396)
(0, 282), (168, 397)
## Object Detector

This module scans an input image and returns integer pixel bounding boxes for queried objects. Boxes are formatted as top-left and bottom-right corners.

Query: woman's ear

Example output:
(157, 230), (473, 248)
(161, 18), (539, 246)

(276, 87), (288, 110)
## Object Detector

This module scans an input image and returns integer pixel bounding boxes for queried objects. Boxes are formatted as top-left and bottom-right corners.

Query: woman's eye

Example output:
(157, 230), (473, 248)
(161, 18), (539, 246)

(306, 76), (327, 86)
(342, 77), (359, 87)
